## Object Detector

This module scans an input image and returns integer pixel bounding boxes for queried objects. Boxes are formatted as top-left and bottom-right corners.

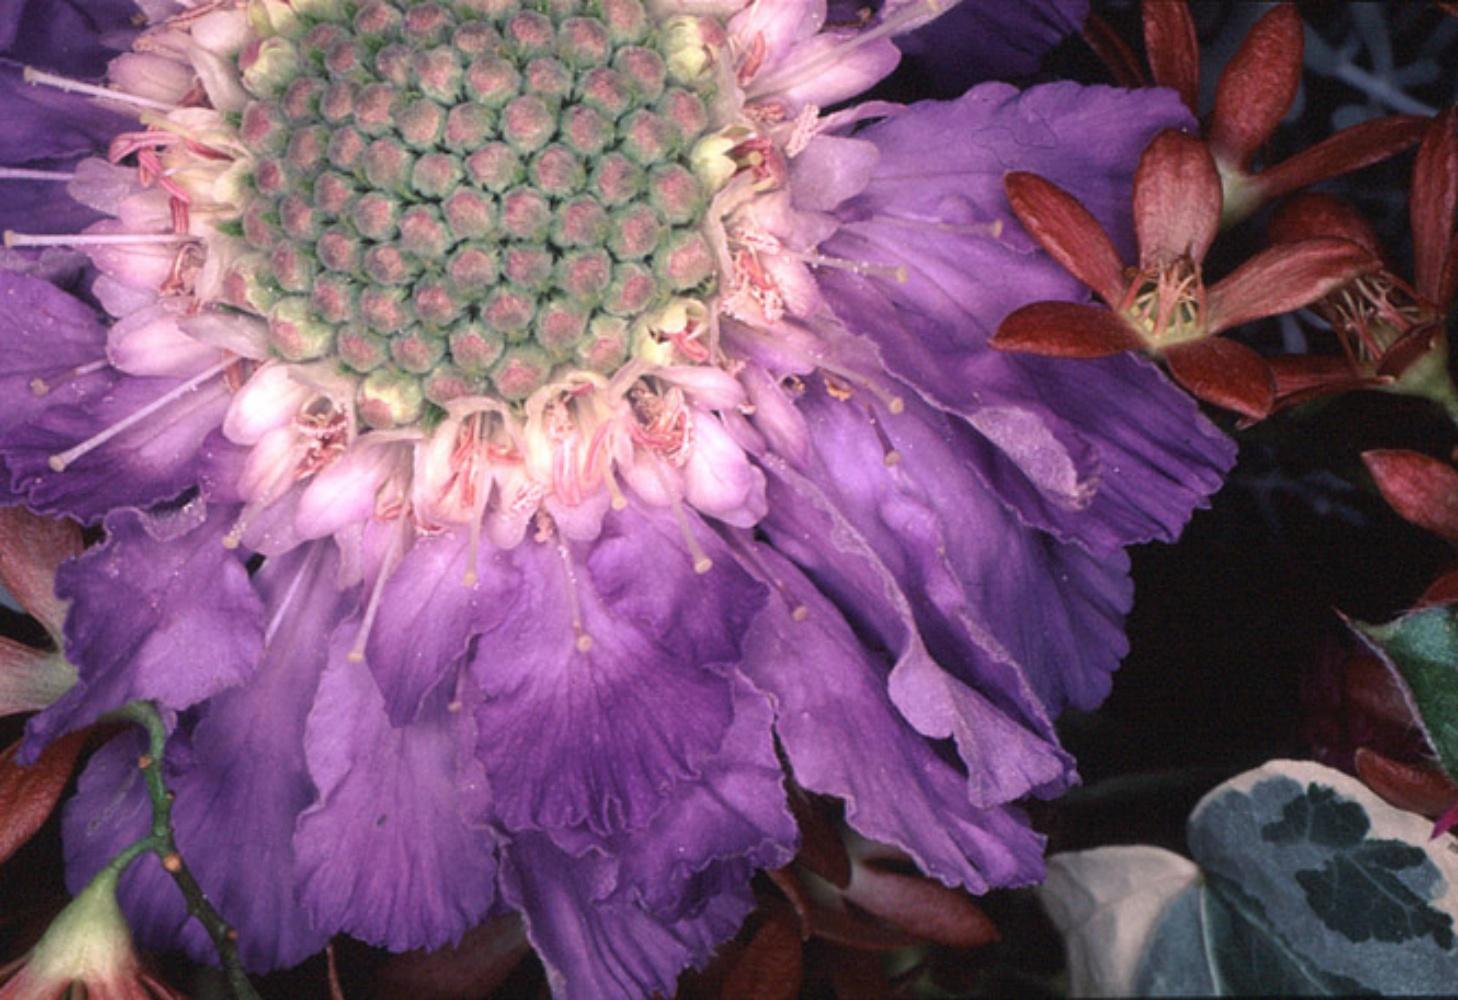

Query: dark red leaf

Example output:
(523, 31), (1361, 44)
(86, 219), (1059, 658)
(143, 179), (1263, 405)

(1344, 650), (1419, 731)
(1164, 337), (1274, 420)
(1355, 747), (1458, 819)
(1376, 320), (1444, 379)
(1267, 354), (1383, 410)
(1133, 129), (1222, 265)
(824, 946), (892, 1000)
(1206, 237), (1378, 334)
(720, 906), (803, 1000)
(1142, 0), (1200, 115)
(1411, 108), (1458, 308)
(1258, 115), (1428, 202)
(1004, 172), (1127, 304)
(0, 507), (82, 640)
(1420, 570), (1458, 607)
(367, 916), (529, 1000)
(1267, 192), (1384, 259)
(1081, 11), (1148, 91)
(992, 301), (1143, 358)
(1208, 4), (1304, 169)
(786, 788), (850, 889)
(0, 730), (90, 866)
(1363, 449), (1458, 541)
(843, 866), (999, 950)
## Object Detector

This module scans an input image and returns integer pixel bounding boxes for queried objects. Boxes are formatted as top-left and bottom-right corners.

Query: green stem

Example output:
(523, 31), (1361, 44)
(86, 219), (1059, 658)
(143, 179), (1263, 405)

(108, 701), (262, 1000)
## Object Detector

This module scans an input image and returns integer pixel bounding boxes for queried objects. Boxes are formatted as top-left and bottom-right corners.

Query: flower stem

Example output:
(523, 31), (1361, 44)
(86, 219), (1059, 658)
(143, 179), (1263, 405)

(108, 701), (262, 1000)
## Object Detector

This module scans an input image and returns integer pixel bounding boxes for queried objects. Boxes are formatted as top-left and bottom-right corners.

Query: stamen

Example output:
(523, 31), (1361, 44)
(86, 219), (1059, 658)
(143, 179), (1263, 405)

(865, 406), (902, 467)
(30, 359), (108, 396)
(22, 66), (179, 114)
(47, 358), (232, 473)
(555, 536), (593, 653)
(348, 516), (409, 663)
(668, 494), (713, 574)
(725, 531), (808, 620)
(603, 464), (629, 511)
(0, 167), (76, 182)
(750, 1), (943, 96)
(782, 248), (908, 284)
(818, 364), (906, 414)
(3, 231), (197, 248)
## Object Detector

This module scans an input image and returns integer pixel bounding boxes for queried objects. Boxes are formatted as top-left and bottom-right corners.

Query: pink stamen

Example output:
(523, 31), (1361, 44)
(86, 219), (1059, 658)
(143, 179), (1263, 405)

(23, 66), (178, 114)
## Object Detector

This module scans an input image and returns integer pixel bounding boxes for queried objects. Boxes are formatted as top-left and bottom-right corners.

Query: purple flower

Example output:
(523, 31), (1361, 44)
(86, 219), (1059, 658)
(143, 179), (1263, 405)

(0, 0), (1232, 995)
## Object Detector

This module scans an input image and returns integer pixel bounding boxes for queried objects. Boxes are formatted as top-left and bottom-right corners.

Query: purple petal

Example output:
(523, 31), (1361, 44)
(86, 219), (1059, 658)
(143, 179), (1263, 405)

(366, 527), (523, 724)
(21, 500), (263, 760)
(293, 635), (497, 952)
(738, 545), (1047, 892)
(501, 832), (753, 1000)
(3, 364), (231, 523)
(1, 1), (139, 77)
(819, 83), (1232, 552)
(0, 158), (107, 234)
(469, 504), (766, 839)
(0, 269), (111, 436)
(896, 0), (1088, 89)
(602, 677), (797, 920)
(63, 542), (353, 971)
(0, 60), (132, 165)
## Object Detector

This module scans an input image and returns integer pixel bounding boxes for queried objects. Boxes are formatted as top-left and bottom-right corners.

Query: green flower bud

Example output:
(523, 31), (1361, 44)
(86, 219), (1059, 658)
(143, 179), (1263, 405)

(358, 366), (425, 429)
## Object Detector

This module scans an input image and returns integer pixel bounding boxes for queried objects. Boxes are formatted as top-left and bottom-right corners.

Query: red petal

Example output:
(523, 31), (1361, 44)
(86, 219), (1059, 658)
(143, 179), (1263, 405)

(1133, 129), (1222, 265)
(1206, 237), (1379, 334)
(1411, 107), (1458, 308)
(370, 916), (530, 999)
(0, 507), (82, 640)
(1257, 115), (1429, 201)
(1267, 354), (1383, 409)
(1004, 172), (1127, 304)
(1082, 11), (1148, 90)
(1208, 3), (1304, 170)
(787, 788), (851, 888)
(1355, 747), (1458, 820)
(1142, 0), (1200, 115)
(1363, 449), (1458, 541)
(0, 730), (89, 866)
(1164, 337), (1274, 419)
(721, 907), (804, 1000)
(992, 301), (1144, 358)
(1420, 569), (1458, 607)
(1267, 192), (1384, 259)
(1376, 320), (1443, 379)
(844, 865), (999, 949)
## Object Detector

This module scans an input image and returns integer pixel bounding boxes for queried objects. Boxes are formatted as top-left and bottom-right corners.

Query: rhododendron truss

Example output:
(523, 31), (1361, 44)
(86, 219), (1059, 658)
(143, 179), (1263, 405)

(0, 0), (1234, 996)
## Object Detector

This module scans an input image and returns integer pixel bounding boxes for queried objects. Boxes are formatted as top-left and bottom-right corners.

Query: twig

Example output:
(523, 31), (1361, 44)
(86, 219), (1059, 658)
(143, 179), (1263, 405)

(108, 701), (262, 1000)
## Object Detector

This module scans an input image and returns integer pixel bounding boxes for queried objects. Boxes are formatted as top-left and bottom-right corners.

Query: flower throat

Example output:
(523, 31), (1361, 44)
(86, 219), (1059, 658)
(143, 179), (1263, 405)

(232, 0), (719, 429)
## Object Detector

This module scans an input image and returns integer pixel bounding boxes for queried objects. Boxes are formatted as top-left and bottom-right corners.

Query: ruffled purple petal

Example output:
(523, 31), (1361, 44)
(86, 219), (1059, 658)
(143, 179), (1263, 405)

(738, 544), (1047, 892)
(469, 504), (766, 839)
(601, 677), (797, 920)
(63, 542), (353, 971)
(0, 61), (132, 165)
(0, 1), (139, 77)
(501, 833), (753, 1000)
(829, 383), (1132, 715)
(366, 527), (523, 724)
(819, 82), (1232, 552)
(21, 500), (263, 760)
(293, 634), (496, 952)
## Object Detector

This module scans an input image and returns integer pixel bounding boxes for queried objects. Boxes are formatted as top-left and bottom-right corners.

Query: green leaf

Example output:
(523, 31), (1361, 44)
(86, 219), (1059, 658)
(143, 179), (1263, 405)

(1354, 607), (1458, 781)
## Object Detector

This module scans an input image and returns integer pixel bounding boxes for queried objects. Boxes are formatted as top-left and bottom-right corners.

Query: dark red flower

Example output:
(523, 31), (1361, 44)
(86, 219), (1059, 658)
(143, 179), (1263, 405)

(1139, 2), (1427, 225)
(993, 130), (1378, 419)
(1267, 110), (1458, 415)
